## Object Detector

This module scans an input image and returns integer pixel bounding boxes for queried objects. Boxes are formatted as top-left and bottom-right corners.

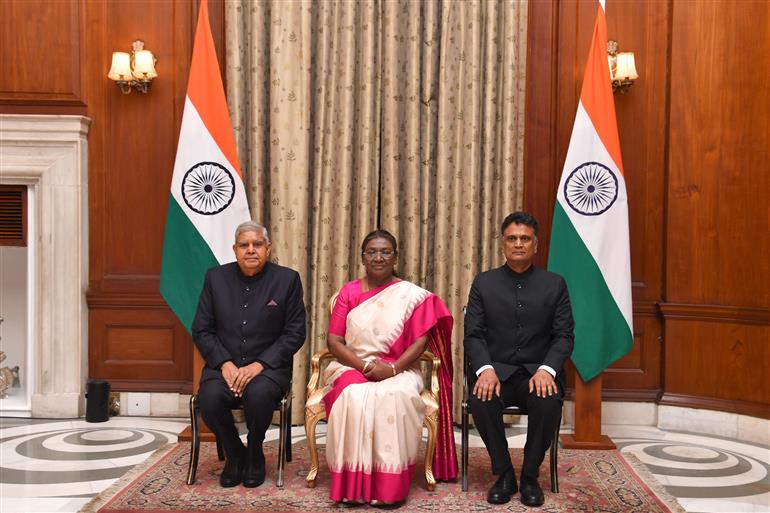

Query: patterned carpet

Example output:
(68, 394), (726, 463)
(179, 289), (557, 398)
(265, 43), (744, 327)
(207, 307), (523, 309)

(80, 440), (684, 513)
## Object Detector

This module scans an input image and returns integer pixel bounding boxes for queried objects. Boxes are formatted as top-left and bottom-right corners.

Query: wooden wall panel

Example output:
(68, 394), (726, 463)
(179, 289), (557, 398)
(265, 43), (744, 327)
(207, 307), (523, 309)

(0, 0), (85, 108)
(89, 307), (190, 392)
(662, 319), (770, 418)
(87, 0), (196, 292)
(666, 0), (770, 307)
(661, 0), (770, 419)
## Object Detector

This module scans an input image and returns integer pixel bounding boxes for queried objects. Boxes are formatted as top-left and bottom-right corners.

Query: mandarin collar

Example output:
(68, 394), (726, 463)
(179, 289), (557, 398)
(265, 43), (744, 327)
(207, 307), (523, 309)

(236, 261), (271, 283)
(501, 262), (535, 279)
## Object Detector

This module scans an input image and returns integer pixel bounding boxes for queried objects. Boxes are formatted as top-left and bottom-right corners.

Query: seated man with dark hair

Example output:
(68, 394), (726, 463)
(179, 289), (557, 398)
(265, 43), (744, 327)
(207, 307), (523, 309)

(464, 211), (574, 507)
(192, 221), (306, 488)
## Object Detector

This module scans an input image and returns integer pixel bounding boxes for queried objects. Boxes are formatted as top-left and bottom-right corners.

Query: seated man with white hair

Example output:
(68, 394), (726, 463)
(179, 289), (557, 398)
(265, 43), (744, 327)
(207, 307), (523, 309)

(192, 221), (306, 488)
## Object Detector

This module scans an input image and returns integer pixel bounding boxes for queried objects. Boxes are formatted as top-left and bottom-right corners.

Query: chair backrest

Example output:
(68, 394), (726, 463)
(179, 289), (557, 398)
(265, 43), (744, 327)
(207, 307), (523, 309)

(328, 290), (339, 314)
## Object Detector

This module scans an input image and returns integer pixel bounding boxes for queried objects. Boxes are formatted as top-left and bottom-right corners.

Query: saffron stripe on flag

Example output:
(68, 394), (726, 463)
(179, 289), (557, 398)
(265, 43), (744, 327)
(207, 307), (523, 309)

(578, 3), (624, 175)
(185, 0), (241, 177)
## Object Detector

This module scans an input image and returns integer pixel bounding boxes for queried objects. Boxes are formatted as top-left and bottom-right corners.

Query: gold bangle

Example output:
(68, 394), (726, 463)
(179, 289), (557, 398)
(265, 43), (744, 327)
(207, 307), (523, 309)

(389, 362), (397, 376)
(362, 361), (372, 373)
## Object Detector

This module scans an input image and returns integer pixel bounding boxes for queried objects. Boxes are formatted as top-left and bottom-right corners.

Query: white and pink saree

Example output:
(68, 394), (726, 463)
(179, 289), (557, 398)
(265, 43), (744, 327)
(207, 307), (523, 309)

(324, 279), (457, 503)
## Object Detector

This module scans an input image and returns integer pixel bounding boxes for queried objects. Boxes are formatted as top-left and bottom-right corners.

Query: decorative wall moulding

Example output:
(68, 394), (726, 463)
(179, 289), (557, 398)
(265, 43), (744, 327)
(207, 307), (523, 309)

(658, 303), (770, 325)
(0, 114), (90, 418)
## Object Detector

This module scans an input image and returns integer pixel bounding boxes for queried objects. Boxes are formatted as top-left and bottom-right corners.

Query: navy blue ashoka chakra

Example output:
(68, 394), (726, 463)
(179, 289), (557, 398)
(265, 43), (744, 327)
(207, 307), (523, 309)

(564, 161), (618, 216)
(181, 161), (236, 215)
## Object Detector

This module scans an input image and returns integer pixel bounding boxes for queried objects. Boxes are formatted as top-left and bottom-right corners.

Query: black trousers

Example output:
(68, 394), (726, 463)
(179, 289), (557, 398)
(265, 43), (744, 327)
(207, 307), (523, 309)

(198, 371), (284, 463)
(468, 369), (562, 479)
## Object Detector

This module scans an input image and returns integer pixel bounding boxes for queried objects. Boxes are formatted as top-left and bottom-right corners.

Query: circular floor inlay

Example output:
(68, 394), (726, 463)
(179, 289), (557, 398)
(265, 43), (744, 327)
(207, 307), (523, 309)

(79, 429), (135, 441)
(661, 445), (720, 459)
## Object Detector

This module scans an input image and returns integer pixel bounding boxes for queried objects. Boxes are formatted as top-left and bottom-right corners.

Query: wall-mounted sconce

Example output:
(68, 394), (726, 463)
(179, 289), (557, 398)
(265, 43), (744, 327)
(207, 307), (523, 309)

(607, 40), (638, 94)
(107, 40), (157, 94)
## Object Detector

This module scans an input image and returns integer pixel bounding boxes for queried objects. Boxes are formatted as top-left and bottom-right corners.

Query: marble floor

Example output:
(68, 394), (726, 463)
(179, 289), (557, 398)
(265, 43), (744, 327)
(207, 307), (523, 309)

(0, 416), (767, 513)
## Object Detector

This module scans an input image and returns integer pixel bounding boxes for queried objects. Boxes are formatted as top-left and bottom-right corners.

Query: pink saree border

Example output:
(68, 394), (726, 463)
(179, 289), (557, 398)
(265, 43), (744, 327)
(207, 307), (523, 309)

(329, 464), (416, 503)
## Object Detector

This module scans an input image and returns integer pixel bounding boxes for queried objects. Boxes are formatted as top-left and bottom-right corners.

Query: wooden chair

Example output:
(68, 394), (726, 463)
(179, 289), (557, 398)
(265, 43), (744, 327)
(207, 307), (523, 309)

(304, 292), (443, 490)
(186, 386), (293, 487)
(460, 352), (560, 492)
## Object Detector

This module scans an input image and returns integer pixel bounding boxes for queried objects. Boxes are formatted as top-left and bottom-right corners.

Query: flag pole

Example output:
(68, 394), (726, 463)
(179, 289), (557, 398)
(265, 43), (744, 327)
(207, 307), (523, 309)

(561, 372), (615, 449)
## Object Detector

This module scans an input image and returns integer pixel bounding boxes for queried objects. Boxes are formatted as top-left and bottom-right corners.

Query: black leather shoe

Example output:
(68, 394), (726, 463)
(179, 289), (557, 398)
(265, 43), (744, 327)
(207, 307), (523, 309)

(242, 447), (265, 488)
(486, 468), (518, 504)
(520, 476), (545, 507)
(219, 457), (242, 488)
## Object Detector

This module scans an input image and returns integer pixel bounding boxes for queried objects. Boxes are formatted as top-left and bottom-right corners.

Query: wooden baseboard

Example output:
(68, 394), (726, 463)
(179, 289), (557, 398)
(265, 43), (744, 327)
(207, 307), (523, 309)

(560, 434), (616, 450)
(176, 425), (216, 442)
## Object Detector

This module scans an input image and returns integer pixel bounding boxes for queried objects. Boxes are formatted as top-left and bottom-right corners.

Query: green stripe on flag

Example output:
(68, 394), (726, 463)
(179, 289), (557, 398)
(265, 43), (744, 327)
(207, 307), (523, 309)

(160, 198), (219, 333)
(548, 203), (632, 381)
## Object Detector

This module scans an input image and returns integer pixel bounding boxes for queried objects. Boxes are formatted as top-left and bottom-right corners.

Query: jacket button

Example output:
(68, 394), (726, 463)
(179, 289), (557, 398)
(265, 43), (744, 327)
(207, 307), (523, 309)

(242, 320), (247, 325)
(243, 303), (248, 308)
(516, 283), (522, 289)
(517, 302), (523, 307)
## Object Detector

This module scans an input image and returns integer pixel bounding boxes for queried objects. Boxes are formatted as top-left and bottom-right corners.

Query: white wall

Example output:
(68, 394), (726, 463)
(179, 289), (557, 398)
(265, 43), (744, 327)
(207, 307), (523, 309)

(0, 246), (27, 405)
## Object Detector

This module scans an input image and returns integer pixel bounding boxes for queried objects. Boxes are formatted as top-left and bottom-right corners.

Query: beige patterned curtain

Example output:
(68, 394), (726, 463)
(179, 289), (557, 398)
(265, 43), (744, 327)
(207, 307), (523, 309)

(226, 0), (528, 422)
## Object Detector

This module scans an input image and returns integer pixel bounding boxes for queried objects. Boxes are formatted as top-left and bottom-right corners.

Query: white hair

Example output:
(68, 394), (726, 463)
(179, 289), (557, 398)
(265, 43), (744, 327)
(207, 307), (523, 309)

(234, 221), (270, 243)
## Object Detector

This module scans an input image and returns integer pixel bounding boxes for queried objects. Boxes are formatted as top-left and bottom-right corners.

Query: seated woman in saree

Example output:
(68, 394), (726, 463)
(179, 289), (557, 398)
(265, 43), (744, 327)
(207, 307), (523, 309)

(323, 229), (458, 505)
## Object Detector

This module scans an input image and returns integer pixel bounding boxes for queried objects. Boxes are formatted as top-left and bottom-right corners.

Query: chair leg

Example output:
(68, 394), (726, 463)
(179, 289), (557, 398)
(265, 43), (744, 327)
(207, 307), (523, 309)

(285, 395), (293, 463)
(550, 414), (561, 493)
(304, 411), (324, 488)
(186, 395), (200, 485)
(423, 411), (438, 492)
(461, 401), (469, 492)
(276, 397), (287, 487)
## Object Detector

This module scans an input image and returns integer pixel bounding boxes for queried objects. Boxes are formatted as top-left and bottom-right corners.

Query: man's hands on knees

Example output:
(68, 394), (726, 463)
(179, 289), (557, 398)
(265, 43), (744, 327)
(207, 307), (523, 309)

(221, 361), (264, 397)
(528, 369), (557, 398)
(473, 368), (501, 401)
(221, 361), (238, 389)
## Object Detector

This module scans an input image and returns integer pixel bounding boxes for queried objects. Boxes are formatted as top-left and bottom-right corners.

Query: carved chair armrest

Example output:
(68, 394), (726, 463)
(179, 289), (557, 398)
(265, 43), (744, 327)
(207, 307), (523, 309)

(418, 350), (441, 399)
(306, 347), (337, 397)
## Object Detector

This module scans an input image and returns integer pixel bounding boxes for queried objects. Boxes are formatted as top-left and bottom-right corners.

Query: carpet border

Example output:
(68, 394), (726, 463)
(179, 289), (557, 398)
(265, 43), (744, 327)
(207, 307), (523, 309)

(620, 452), (687, 513)
(77, 443), (178, 513)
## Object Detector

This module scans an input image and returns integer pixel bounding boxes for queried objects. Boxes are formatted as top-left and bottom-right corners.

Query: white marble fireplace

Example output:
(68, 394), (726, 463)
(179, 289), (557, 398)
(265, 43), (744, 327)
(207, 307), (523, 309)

(0, 114), (89, 417)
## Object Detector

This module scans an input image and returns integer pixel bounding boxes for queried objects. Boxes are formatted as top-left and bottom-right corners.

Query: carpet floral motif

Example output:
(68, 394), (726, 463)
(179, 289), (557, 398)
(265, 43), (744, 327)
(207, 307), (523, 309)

(89, 441), (681, 513)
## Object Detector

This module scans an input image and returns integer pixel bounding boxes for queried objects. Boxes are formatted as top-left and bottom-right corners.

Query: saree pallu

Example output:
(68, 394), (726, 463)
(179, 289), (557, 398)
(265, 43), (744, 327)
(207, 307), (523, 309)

(323, 280), (457, 503)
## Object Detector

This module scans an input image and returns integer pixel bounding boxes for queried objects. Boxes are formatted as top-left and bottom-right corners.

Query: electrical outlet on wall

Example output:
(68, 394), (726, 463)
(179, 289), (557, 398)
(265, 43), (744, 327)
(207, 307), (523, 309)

(126, 392), (151, 416)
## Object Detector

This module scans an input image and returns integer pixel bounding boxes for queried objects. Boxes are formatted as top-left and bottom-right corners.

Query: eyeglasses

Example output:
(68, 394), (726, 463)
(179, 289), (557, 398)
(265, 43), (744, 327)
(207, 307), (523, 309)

(362, 249), (395, 260)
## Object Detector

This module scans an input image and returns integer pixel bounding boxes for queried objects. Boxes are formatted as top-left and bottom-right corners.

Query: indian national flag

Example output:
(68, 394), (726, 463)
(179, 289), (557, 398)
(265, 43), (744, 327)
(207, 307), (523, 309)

(160, 0), (250, 332)
(547, 0), (633, 382)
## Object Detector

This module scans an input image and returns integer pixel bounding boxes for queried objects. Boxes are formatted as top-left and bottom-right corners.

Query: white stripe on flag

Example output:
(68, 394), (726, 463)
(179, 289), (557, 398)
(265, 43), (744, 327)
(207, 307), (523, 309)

(169, 97), (250, 264)
(556, 102), (633, 330)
